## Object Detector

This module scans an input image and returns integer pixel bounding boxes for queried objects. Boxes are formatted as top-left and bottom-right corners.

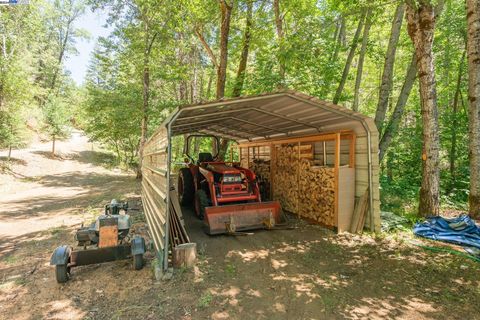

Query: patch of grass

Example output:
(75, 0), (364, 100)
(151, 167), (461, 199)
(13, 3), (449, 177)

(197, 292), (213, 308)
(14, 277), (27, 286)
(50, 226), (63, 236)
(19, 176), (41, 183)
(175, 266), (188, 277)
(301, 251), (316, 266)
(321, 294), (338, 312)
(4, 255), (19, 265)
(224, 263), (236, 276)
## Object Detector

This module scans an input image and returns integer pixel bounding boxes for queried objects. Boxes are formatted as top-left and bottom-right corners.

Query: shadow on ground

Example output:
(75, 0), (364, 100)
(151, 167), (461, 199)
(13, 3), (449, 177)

(73, 151), (119, 170)
(0, 157), (28, 166)
(0, 172), (138, 220)
(0, 213), (154, 320)
(162, 210), (480, 320)
(1, 206), (479, 319)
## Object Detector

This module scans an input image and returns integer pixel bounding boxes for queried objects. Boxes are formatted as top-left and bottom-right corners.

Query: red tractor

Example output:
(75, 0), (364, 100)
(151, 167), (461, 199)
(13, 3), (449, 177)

(177, 135), (282, 235)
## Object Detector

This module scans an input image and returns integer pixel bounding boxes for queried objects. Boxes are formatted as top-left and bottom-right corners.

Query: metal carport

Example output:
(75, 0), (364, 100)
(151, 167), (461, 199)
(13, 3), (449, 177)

(141, 90), (380, 270)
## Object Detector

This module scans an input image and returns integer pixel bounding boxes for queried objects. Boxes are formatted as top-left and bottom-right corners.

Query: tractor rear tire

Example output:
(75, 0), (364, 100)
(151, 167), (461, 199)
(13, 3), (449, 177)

(133, 254), (143, 270)
(194, 190), (209, 220)
(178, 168), (194, 206)
(55, 264), (69, 283)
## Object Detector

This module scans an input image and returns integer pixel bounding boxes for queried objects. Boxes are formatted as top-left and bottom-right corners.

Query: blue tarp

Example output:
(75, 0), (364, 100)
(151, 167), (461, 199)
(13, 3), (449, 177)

(413, 215), (480, 251)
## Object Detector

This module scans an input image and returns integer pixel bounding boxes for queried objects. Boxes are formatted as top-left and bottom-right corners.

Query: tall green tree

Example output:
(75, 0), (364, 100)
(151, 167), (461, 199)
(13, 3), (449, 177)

(466, 0), (480, 217)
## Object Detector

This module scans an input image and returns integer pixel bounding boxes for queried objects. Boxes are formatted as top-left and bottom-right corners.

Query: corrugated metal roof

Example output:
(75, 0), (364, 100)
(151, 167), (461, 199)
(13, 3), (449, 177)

(168, 90), (377, 141)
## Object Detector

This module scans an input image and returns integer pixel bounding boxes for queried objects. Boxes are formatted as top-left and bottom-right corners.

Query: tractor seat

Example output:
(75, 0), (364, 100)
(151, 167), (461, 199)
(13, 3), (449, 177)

(198, 152), (214, 164)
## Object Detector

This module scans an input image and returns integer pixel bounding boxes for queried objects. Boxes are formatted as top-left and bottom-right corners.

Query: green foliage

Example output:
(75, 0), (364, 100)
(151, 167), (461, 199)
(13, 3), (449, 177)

(0, 0), (85, 152)
(79, 0), (472, 211)
(42, 95), (71, 139)
(3, 0), (471, 213)
(197, 292), (213, 308)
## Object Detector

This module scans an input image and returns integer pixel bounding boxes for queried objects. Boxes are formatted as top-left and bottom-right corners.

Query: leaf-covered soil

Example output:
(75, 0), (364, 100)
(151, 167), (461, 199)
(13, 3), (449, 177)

(1, 132), (479, 320)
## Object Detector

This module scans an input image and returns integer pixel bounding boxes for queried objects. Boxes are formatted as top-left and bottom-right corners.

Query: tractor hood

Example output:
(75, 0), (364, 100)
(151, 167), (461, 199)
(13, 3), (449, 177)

(205, 163), (242, 175)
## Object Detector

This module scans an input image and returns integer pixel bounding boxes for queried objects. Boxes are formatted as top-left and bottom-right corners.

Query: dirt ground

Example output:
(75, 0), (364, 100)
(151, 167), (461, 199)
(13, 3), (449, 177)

(1, 132), (480, 320)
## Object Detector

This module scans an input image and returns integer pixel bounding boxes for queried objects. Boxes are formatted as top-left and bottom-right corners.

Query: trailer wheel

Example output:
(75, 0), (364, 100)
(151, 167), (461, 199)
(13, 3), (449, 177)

(194, 190), (208, 220)
(133, 254), (143, 270)
(178, 168), (194, 206)
(55, 264), (69, 283)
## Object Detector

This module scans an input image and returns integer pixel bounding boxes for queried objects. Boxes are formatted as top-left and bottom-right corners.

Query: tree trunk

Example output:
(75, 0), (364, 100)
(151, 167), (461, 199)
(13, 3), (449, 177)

(406, 1), (441, 216)
(331, 16), (346, 63)
(333, 11), (366, 105)
(52, 134), (56, 157)
(386, 151), (394, 183)
(217, 139), (230, 160)
(50, 28), (69, 91)
(466, 0), (480, 217)
(331, 16), (341, 51)
(374, 3), (405, 132)
(353, 9), (372, 112)
(232, 0), (253, 97)
(216, 0), (233, 99)
(137, 24), (153, 180)
(379, 54), (417, 161)
(193, 137), (201, 155)
(192, 52), (199, 103)
(206, 67), (214, 100)
(8, 145), (12, 161)
(273, 0), (285, 85)
(449, 49), (466, 191)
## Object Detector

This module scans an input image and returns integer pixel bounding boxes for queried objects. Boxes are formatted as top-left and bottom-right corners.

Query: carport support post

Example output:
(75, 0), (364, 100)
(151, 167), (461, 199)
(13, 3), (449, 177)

(164, 128), (172, 271)
(164, 111), (182, 271)
(270, 143), (276, 200)
(349, 134), (356, 168)
(334, 133), (340, 229)
(296, 141), (300, 215)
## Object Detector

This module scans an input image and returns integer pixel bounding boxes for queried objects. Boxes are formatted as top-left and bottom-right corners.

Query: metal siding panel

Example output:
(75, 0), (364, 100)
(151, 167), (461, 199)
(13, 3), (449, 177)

(141, 125), (169, 258)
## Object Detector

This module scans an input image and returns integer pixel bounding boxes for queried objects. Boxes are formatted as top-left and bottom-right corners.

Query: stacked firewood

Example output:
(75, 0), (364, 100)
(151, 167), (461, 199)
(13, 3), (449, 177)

(273, 145), (300, 212)
(249, 159), (270, 181)
(298, 159), (335, 226)
(249, 159), (271, 201)
(272, 144), (336, 226)
(242, 143), (336, 227)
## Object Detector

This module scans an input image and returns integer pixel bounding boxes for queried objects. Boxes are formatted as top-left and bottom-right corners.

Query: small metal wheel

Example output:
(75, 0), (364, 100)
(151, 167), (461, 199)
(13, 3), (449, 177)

(55, 264), (69, 283)
(133, 254), (143, 270)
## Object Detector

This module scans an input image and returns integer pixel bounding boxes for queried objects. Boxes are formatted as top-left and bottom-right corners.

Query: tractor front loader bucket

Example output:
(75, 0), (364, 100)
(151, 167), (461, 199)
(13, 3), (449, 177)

(203, 201), (283, 235)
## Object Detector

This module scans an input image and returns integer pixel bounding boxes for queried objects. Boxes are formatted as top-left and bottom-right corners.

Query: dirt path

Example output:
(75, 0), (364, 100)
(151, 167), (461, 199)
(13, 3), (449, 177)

(0, 132), (143, 320)
(0, 130), (138, 239)
(1, 132), (480, 320)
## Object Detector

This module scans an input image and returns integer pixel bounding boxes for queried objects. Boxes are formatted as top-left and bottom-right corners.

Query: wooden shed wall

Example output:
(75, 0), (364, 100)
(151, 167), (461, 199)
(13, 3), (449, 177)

(316, 119), (380, 233)
(141, 126), (169, 255)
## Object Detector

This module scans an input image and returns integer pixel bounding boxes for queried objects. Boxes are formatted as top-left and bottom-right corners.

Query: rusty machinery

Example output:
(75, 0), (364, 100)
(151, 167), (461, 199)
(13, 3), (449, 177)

(50, 200), (146, 283)
(177, 135), (284, 235)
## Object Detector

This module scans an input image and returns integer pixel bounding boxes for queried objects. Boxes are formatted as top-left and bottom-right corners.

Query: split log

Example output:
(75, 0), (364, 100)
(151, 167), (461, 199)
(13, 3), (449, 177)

(172, 243), (197, 268)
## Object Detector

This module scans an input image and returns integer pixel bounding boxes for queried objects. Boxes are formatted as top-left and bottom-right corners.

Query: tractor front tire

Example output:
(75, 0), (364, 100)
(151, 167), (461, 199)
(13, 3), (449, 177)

(133, 254), (143, 270)
(194, 190), (209, 220)
(178, 168), (194, 206)
(55, 265), (69, 283)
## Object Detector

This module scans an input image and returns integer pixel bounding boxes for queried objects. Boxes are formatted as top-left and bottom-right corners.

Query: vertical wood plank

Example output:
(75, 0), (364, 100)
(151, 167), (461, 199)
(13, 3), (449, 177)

(334, 133), (341, 229)
(297, 141), (301, 216)
(350, 134), (356, 168)
(323, 141), (327, 166)
(270, 144), (275, 200)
